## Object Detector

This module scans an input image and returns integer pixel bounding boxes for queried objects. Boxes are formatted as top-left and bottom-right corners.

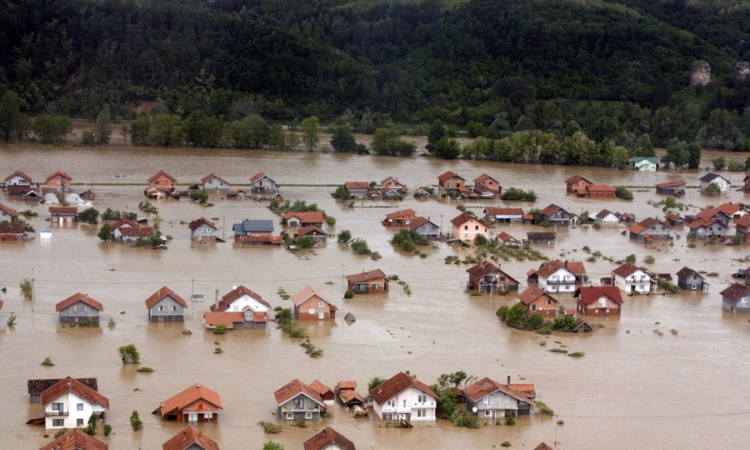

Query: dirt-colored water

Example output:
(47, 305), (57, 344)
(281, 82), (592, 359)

(1, 143), (750, 450)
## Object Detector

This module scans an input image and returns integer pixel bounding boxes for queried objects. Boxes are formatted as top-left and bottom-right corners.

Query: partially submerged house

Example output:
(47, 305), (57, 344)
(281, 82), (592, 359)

(720, 283), (750, 313)
(484, 207), (524, 224)
(145, 286), (188, 322)
(274, 379), (326, 421)
(28, 378), (98, 403)
(633, 156), (659, 171)
(382, 209), (416, 227)
(162, 426), (219, 450)
(462, 377), (535, 419)
(250, 172), (278, 194)
(451, 212), (488, 243)
(46, 170), (73, 192)
(408, 217), (440, 240)
(628, 217), (671, 241)
(284, 211), (325, 228)
(346, 269), (389, 294)
(4, 170), (33, 195)
(291, 286), (337, 321)
(540, 204), (572, 226)
(0, 222), (27, 240)
(154, 384), (222, 423)
(497, 231), (520, 247)
(336, 381), (365, 409)
(736, 215), (750, 238)
(517, 286), (559, 316)
(565, 175), (591, 195)
(56, 293), (103, 325)
(206, 285), (271, 329)
(304, 427), (356, 450)
(473, 174), (501, 198)
(612, 263), (652, 294)
(595, 209), (620, 226)
(0, 203), (18, 222)
(232, 219), (281, 245)
(41, 377), (109, 430)
(49, 206), (78, 224)
(687, 219), (728, 239)
(369, 371), (437, 423)
(575, 286), (624, 316)
(295, 226), (328, 245)
(466, 261), (519, 293)
(39, 428), (108, 450)
(189, 217), (219, 241)
(201, 173), (230, 191)
(344, 182), (370, 198)
(655, 180), (686, 197)
(380, 176), (407, 197)
(676, 267), (709, 292)
(527, 261), (586, 293)
(310, 380), (335, 402)
(575, 184), (616, 199)
(700, 172), (731, 194)
(437, 171), (466, 196)
(526, 232), (556, 245)
(120, 226), (156, 243)
(146, 170), (177, 198)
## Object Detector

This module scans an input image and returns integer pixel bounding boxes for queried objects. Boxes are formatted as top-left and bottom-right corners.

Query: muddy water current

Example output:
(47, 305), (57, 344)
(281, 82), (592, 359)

(1, 143), (750, 449)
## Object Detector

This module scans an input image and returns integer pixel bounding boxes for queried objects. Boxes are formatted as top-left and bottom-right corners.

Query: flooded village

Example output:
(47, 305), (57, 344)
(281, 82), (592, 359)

(2, 143), (750, 450)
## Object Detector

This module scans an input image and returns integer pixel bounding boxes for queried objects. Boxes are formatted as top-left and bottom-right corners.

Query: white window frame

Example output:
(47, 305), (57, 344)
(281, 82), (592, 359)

(308, 308), (315, 314)
(318, 301), (324, 308)
(286, 413), (294, 420)
(77, 403), (84, 411)
(484, 410), (492, 417)
(305, 412), (313, 419)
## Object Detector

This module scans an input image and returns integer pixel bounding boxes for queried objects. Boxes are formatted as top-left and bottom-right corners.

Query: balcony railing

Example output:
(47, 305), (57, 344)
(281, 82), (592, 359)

(45, 411), (69, 417)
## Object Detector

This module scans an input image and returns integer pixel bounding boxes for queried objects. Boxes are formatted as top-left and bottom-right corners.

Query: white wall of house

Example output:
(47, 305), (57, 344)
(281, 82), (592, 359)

(203, 177), (229, 190)
(373, 386), (436, 421)
(473, 391), (520, 418)
(597, 213), (619, 226)
(615, 270), (652, 294)
(6, 175), (30, 185)
(45, 392), (106, 429)
(701, 178), (730, 193)
(539, 268), (576, 293)
(226, 294), (269, 314)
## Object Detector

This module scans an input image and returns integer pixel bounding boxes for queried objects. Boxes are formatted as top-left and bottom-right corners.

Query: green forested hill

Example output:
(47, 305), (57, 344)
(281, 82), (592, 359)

(0, 0), (747, 126)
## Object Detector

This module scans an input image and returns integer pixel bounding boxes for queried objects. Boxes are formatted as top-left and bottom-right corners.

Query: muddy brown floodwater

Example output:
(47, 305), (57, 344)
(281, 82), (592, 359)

(1, 143), (750, 450)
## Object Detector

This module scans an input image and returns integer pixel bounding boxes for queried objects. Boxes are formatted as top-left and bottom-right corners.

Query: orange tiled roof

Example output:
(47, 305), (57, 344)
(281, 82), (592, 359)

(46, 170), (73, 181)
(370, 372), (436, 404)
(158, 384), (222, 416)
(346, 269), (386, 283)
(189, 217), (218, 231)
(575, 286), (623, 305)
(612, 263), (642, 278)
(200, 173), (229, 185)
(4, 170), (32, 182)
(283, 211), (325, 224)
(0, 203), (18, 217)
(517, 286), (557, 306)
(56, 293), (103, 312)
(463, 377), (533, 404)
(290, 286), (336, 309)
(148, 170), (176, 183)
(212, 285), (270, 312)
(39, 428), (108, 450)
(144, 286), (187, 309)
(385, 209), (416, 220)
(304, 427), (356, 450)
(437, 171), (463, 182)
(655, 180), (686, 189)
(41, 377), (109, 409)
(204, 311), (245, 329)
(485, 207), (524, 216)
(162, 426), (219, 450)
(309, 380), (334, 397)
(274, 379), (325, 406)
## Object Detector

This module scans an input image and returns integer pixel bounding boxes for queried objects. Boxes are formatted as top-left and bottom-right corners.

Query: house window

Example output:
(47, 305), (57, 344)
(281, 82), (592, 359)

(475, 225), (479, 230)
(159, 306), (164, 311)
(639, 285), (645, 290)
(403, 399), (407, 408)
(308, 308), (316, 314)
(171, 306), (176, 311)
(305, 412), (313, 419)
(546, 300), (551, 305)
(52, 403), (63, 412)
(417, 409), (426, 418)
(74, 305), (79, 312)
(483, 397), (489, 405)
(372, 284), (379, 290)
(77, 418), (84, 427)
(464, 225), (468, 230)
(77, 403), (84, 411)
(204, 412), (213, 419)
(418, 395), (426, 403)
(531, 305), (536, 311)
(318, 301), (324, 308)
(286, 413), (294, 420)
(484, 410), (492, 417)
(52, 419), (64, 427)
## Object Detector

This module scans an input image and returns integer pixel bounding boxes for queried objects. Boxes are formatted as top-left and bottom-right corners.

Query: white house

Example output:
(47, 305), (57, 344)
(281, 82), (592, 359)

(201, 173), (230, 191)
(595, 209), (620, 226)
(111, 218), (137, 240)
(369, 372), (438, 423)
(528, 261), (586, 294)
(4, 170), (32, 186)
(210, 285), (271, 324)
(462, 377), (535, 419)
(41, 377), (109, 429)
(612, 262), (652, 294)
(633, 157), (658, 171)
(700, 173), (731, 194)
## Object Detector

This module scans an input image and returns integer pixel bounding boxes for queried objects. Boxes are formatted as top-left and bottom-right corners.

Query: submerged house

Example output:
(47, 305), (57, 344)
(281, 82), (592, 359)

(154, 384), (222, 423)
(49, 206), (78, 224)
(527, 260), (586, 293)
(284, 211), (325, 228)
(466, 261), (519, 293)
(0, 203), (18, 222)
(201, 173), (230, 191)
(0, 223), (28, 240)
(232, 219), (281, 245)
(473, 174), (501, 198)
(565, 175), (591, 195)
(540, 204), (572, 226)
(250, 172), (277, 194)
(369, 371), (437, 423)
(46, 170), (73, 192)
(409, 217), (440, 240)
(382, 209), (416, 227)
(517, 286), (559, 316)
(612, 263), (652, 294)
(162, 426), (219, 450)
(380, 176), (408, 197)
(628, 217), (671, 241)
(304, 427), (356, 450)
(291, 286), (337, 321)
(575, 286), (624, 316)
(655, 180), (686, 197)
(346, 269), (389, 294)
(484, 207), (524, 224)
(206, 285), (271, 329)
(146, 170), (177, 198)
(451, 212), (488, 242)
(295, 226), (328, 245)
(437, 171), (466, 196)
(595, 209), (620, 226)
(4, 170), (33, 195)
(344, 182), (370, 198)
(633, 156), (659, 171)
(676, 267), (709, 292)
(462, 377), (535, 419)
(40, 428), (108, 450)
(56, 293), (103, 325)
(274, 379), (326, 421)
(27, 378), (98, 403)
(189, 217), (219, 241)
(700, 172), (731, 194)
(687, 219), (728, 239)
(145, 286), (188, 322)
(720, 283), (750, 313)
(41, 377), (109, 430)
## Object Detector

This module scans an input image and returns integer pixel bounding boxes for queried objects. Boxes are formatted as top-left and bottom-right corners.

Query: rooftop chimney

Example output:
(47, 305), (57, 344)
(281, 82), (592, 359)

(214, 290), (219, 309)
(507, 376), (511, 387)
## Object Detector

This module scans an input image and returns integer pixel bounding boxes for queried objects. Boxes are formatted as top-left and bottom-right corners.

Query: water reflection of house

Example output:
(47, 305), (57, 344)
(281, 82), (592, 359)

(275, 379), (326, 421)
(162, 426), (219, 450)
(575, 286), (623, 316)
(369, 371), (437, 424)
(56, 293), (103, 325)
(466, 261), (519, 293)
(462, 377), (535, 419)
(304, 427), (356, 450)
(346, 269), (388, 294)
(145, 286), (188, 322)
(154, 384), (222, 423)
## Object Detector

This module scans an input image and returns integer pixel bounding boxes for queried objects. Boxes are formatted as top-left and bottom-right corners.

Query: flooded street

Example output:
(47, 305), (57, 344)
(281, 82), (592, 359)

(1, 143), (750, 449)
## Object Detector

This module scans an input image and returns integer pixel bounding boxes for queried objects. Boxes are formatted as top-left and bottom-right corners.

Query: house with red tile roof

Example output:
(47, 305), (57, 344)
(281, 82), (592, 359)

(49, 206), (78, 224)
(309, 380), (335, 401)
(120, 226), (156, 243)
(462, 377), (535, 419)
(720, 283), (750, 313)
(145, 286), (188, 322)
(291, 286), (337, 321)
(595, 209), (620, 226)
(39, 428), (108, 450)
(207, 285), (271, 329)
(575, 286), (624, 316)
(45, 170), (73, 192)
(473, 174), (501, 198)
(41, 377), (109, 430)
(56, 293), (103, 325)
(527, 261), (586, 293)
(380, 176), (407, 197)
(28, 378), (98, 404)
(200, 173), (230, 191)
(111, 218), (137, 240)
(0, 222), (27, 240)
(540, 204), (573, 226)
(584, 184), (616, 199)
(497, 231), (520, 246)
(466, 261), (519, 293)
(274, 379), (326, 421)
(0, 202), (18, 222)
(517, 286), (559, 316)
(484, 207), (524, 224)
(409, 216), (440, 240)
(336, 381), (365, 408)
(612, 263), (652, 294)
(370, 371), (437, 423)
(695, 207), (731, 227)
(344, 181), (370, 198)
(154, 384), (222, 423)
(628, 217), (671, 241)
(4, 170), (32, 186)
(284, 211), (325, 227)
(565, 175), (591, 195)
(346, 269), (389, 294)
(304, 427), (356, 450)
(382, 209), (416, 227)
(162, 426), (219, 450)
(451, 212), (488, 242)
(655, 180), (686, 197)
(534, 443), (554, 450)
(687, 218), (728, 239)
(146, 170), (177, 198)
(437, 171), (466, 196)
(736, 215), (750, 238)
(294, 226), (328, 245)
(189, 217), (219, 241)
(676, 267), (709, 292)
(715, 202), (746, 220)
(250, 172), (277, 193)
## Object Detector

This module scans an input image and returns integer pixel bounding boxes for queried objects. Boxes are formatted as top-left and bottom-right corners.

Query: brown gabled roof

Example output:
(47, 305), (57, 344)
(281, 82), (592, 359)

(437, 171), (464, 182)
(250, 172), (272, 183)
(200, 173), (229, 185)
(716, 202), (744, 216)
(49, 206), (78, 214)
(46, 170), (73, 182)
(370, 372), (437, 405)
(28, 378), (98, 395)
(145, 286), (188, 309)
(274, 379), (325, 406)
(450, 212), (478, 226)
(517, 286), (557, 306)
(527, 232), (556, 240)
(297, 226), (327, 237)
(41, 377), (110, 409)
(189, 217), (218, 231)
(574, 286), (624, 305)
(533, 261), (586, 278)
(339, 389), (364, 405)
(497, 231), (518, 242)
(655, 180), (686, 189)
(4, 170), (32, 183)
(291, 285), (336, 308)
(565, 175), (590, 185)
(736, 215), (750, 228)
(462, 377), (533, 404)
(56, 293), (103, 312)
(612, 263), (642, 278)
(688, 218), (723, 231)
(408, 216), (429, 230)
(385, 209), (416, 220)
(720, 283), (750, 302)
(595, 209), (616, 220)
(587, 184), (616, 193)
(121, 226), (155, 237)
(346, 269), (387, 283)
(628, 224), (646, 234)
(337, 381), (357, 390)
(148, 170), (177, 183)
(533, 443), (555, 450)
(309, 380), (334, 397)
(159, 384), (223, 416)
(0, 203), (18, 217)
(485, 207), (524, 216)
(162, 426), (219, 450)
(676, 266), (701, 280)
(474, 173), (498, 184)
(344, 181), (370, 190)
(284, 211), (325, 224)
(39, 428), (108, 450)
(466, 261), (499, 278)
(304, 427), (356, 450)
(203, 311), (245, 329)
(696, 207), (722, 220)
(211, 285), (270, 312)
(0, 223), (26, 233)
(540, 204), (564, 216)
(110, 218), (137, 230)
(380, 176), (404, 186)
